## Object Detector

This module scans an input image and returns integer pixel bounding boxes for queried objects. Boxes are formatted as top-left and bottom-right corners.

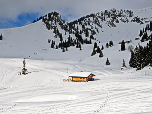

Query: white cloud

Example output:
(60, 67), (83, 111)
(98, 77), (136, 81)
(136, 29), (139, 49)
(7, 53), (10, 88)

(0, 0), (152, 23)
(25, 20), (31, 25)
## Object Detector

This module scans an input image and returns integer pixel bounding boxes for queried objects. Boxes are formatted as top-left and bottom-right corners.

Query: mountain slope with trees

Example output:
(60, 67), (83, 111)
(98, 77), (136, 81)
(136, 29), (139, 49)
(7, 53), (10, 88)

(0, 8), (152, 70)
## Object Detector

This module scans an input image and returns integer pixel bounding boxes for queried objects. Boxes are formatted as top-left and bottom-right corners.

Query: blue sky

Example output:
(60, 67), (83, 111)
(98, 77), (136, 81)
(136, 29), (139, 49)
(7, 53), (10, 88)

(0, 0), (152, 29)
(0, 13), (39, 29)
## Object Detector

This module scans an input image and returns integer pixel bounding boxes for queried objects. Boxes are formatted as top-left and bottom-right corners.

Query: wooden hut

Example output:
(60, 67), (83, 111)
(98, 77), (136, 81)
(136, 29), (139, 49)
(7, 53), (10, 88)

(69, 72), (95, 82)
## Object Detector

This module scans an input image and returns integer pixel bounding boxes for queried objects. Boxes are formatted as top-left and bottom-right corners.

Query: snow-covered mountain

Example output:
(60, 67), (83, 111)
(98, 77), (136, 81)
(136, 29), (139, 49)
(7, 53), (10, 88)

(0, 7), (152, 114)
(0, 8), (152, 68)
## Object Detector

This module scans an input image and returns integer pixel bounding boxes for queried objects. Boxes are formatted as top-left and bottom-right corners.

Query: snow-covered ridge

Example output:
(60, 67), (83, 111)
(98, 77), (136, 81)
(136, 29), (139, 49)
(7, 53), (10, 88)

(0, 8), (151, 60)
(0, 8), (151, 70)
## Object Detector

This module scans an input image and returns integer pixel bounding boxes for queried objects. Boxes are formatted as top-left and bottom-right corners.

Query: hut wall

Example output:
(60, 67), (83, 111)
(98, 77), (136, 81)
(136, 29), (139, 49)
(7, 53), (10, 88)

(72, 77), (88, 82)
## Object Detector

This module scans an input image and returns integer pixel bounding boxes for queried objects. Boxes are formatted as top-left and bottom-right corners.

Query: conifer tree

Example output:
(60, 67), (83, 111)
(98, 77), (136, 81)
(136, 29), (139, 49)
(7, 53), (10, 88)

(145, 26), (147, 32)
(101, 45), (104, 50)
(109, 41), (113, 47)
(90, 35), (94, 39)
(134, 46), (139, 68)
(143, 28), (145, 33)
(55, 45), (58, 49)
(142, 46), (148, 67)
(89, 38), (92, 44)
(122, 59), (127, 67)
(48, 39), (51, 43)
(0, 34), (2, 40)
(46, 22), (50, 30)
(129, 50), (134, 67)
(141, 32), (148, 42)
(79, 44), (82, 50)
(91, 52), (94, 56)
(99, 51), (103, 58)
(137, 45), (143, 70)
(146, 24), (150, 31)
(148, 35), (152, 66)
(106, 43), (109, 48)
(66, 47), (68, 51)
(94, 42), (97, 48)
(77, 25), (79, 32)
(76, 39), (79, 48)
(51, 41), (54, 48)
(106, 58), (110, 65)
(60, 34), (63, 42)
(91, 48), (96, 56)
(150, 21), (152, 31)
(80, 30), (82, 34)
(121, 40), (125, 51)
(85, 29), (89, 37)
(96, 46), (101, 53)
(62, 47), (65, 52)
(139, 29), (143, 37)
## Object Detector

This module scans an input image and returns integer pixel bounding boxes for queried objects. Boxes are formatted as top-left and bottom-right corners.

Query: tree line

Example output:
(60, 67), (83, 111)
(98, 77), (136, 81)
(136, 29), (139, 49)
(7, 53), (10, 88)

(129, 21), (152, 70)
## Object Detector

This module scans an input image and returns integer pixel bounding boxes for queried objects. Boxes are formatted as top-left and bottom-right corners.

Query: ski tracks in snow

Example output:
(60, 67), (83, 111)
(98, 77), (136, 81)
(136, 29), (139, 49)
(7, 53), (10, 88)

(93, 88), (110, 114)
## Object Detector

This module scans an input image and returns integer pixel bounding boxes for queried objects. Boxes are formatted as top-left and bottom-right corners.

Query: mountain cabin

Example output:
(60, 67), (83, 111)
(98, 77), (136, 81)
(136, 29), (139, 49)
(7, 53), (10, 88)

(69, 72), (95, 82)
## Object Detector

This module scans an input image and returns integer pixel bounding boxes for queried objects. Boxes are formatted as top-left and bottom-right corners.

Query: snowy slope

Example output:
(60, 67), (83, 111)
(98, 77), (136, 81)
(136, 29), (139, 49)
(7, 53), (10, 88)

(0, 7), (152, 114)
(0, 58), (152, 114)
(0, 8), (151, 61)
(0, 21), (53, 59)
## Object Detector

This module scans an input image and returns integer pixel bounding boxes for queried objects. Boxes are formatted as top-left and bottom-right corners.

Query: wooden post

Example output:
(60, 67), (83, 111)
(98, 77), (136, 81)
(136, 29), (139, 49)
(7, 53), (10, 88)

(22, 58), (27, 75)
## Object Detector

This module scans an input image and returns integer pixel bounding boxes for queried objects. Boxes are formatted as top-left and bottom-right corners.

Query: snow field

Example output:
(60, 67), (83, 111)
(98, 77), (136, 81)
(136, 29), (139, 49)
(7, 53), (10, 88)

(0, 58), (152, 114)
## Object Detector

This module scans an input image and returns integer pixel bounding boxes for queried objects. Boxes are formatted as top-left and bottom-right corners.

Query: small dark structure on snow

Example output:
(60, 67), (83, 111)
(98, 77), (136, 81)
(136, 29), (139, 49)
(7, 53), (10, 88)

(22, 58), (28, 75)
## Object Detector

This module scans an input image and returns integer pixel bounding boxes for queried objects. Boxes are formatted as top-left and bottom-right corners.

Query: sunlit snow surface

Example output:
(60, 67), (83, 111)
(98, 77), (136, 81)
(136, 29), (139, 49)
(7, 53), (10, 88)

(0, 58), (152, 114)
(16, 94), (77, 102)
